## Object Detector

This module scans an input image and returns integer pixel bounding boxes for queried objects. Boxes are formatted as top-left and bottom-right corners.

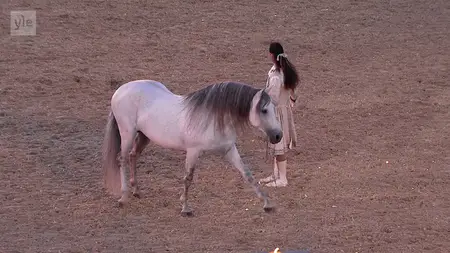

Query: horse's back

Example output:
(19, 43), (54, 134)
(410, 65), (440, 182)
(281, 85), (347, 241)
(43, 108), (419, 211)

(111, 79), (178, 124)
(112, 80), (173, 100)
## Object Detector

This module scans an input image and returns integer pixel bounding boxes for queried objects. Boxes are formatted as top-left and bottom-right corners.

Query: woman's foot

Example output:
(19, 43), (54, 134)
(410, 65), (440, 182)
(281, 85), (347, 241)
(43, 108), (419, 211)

(259, 157), (279, 184)
(258, 174), (277, 184)
(265, 160), (288, 187)
(265, 178), (288, 187)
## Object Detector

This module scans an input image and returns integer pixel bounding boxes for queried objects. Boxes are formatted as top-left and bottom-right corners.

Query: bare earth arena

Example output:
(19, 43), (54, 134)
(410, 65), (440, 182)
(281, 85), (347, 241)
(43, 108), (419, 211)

(1, 0), (449, 252)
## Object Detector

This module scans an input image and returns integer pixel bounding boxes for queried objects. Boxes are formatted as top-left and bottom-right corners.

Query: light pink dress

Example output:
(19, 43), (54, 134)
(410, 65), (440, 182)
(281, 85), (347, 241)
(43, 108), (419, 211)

(265, 65), (298, 158)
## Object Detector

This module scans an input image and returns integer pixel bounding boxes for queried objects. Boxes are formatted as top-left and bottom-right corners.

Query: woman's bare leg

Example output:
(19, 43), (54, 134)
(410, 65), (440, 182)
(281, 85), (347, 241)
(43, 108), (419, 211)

(265, 155), (288, 187)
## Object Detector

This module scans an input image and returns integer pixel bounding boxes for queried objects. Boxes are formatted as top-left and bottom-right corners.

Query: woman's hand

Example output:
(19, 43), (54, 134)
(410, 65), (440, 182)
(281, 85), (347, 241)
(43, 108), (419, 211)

(289, 95), (297, 108)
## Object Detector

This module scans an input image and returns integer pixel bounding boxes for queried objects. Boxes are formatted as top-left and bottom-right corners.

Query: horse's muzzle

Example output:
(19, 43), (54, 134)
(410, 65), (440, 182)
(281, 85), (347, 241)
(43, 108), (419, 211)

(267, 129), (283, 144)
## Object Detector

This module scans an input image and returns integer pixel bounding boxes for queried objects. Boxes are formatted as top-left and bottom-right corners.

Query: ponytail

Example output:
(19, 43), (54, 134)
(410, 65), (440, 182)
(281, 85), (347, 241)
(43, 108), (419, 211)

(279, 56), (299, 91)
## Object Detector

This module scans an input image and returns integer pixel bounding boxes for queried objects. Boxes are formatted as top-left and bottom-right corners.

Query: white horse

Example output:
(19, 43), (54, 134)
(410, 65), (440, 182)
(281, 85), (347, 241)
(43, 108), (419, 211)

(102, 80), (283, 215)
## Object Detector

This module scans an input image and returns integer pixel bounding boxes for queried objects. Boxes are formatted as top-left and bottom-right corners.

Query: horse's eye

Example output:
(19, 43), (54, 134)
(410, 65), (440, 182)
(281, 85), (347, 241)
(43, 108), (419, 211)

(261, 109), (267, 114)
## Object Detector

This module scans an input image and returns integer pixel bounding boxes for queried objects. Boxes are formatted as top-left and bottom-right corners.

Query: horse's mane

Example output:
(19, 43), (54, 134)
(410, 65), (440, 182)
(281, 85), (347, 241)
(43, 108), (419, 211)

(182, 81), (271, 134)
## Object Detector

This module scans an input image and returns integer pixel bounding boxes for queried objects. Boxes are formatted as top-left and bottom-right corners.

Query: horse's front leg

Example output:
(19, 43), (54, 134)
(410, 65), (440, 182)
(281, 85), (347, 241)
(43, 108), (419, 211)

(225, 144), (275, 212)
(180, 148), (200, 216)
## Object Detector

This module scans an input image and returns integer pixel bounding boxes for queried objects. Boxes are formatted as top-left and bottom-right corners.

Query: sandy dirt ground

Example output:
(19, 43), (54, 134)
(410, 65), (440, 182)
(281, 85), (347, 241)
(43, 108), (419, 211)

(1, 0), (449, 252)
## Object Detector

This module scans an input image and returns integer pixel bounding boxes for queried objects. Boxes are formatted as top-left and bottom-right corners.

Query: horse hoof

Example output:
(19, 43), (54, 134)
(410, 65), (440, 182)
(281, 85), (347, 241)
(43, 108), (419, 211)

(263, 203), (276, 213)
(181, 208), (194, 217)
(181, 212), (193, 217)
(117, 197), (128, 207)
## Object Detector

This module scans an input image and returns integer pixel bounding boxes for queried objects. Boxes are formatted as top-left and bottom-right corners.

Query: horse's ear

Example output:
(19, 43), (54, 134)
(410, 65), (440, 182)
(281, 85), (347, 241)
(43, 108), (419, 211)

(261, 87), (268, 95)
(261, 88), (268, 97)
(249, 90), (262, 127)
(253, 88), (264, 102)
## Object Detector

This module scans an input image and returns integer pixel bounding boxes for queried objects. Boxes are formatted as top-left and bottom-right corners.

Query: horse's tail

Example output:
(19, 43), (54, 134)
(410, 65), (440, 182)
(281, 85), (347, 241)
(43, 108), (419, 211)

(102, 110), (121, 196)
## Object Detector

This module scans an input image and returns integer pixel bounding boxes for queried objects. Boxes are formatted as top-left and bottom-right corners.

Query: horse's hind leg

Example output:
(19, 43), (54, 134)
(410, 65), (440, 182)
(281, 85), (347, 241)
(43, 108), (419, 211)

(129, 131), (150, 198)
(117, 127), (136, 206)
(180, 148), (200, 216)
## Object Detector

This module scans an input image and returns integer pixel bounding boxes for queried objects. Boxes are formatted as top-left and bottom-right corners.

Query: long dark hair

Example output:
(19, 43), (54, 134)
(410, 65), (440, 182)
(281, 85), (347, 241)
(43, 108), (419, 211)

(269, 42), (299, 90)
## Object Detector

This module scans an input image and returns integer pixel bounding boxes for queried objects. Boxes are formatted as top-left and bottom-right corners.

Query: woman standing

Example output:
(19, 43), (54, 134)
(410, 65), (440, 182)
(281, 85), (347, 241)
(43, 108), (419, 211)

(259, 42), (299, 187)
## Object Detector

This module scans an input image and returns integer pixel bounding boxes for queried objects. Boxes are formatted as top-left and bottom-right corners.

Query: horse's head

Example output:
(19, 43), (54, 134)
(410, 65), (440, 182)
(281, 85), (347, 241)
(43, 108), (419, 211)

(249, 89), (283, 144)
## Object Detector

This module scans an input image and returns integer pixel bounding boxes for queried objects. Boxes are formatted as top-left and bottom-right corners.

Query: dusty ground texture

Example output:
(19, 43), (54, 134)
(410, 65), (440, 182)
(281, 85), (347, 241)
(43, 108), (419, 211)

(1, 0), (449, 252)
